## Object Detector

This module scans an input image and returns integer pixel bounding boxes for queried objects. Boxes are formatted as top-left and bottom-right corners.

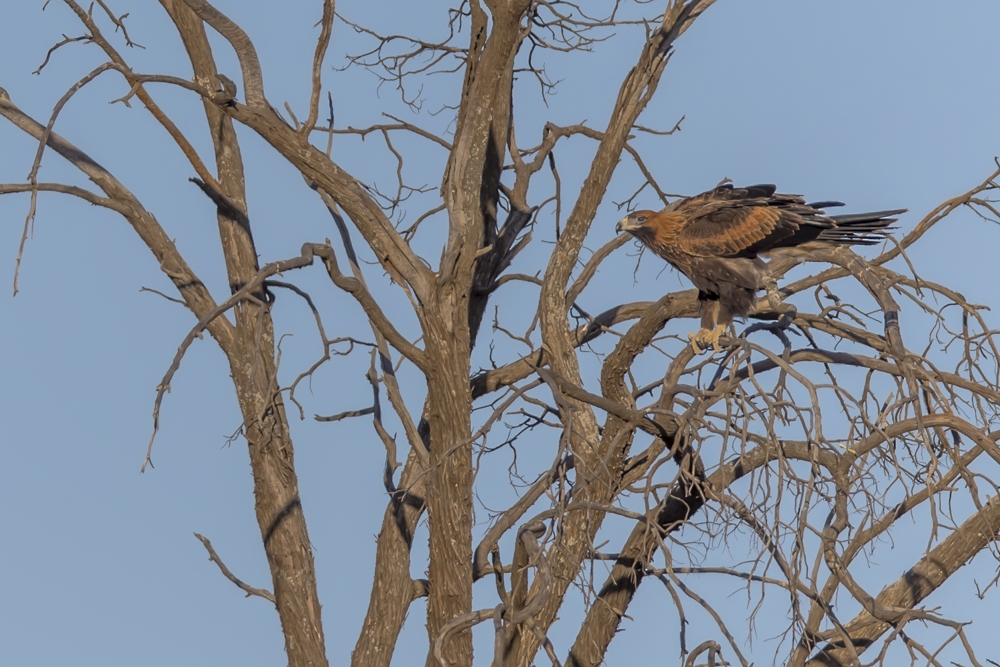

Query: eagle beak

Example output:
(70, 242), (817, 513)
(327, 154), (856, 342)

(615, 217), (628, 234)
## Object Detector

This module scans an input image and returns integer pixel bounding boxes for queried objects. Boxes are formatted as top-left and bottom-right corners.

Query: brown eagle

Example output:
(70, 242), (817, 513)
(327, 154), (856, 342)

(616, 183), (905, 353)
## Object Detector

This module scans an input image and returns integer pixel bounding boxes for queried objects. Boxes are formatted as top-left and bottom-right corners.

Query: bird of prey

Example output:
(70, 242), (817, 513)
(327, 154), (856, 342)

(616, 183), (905, 353)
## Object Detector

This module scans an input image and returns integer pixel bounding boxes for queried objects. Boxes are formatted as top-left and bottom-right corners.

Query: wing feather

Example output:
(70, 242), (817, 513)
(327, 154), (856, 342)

(673, 187), (806, 257)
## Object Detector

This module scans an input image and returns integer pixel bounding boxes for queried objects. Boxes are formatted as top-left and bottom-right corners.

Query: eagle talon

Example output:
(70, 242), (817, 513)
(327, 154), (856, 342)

(688, 324), (728, 355)
(687, 332), (705, 355)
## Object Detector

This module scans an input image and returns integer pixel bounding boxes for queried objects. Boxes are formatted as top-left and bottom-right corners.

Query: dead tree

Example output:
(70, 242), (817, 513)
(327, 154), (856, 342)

(4, 2), (1000, 667)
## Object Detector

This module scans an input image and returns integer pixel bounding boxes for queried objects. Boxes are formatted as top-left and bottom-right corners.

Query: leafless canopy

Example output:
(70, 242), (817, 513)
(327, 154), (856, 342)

(4, 2), (1000, 667)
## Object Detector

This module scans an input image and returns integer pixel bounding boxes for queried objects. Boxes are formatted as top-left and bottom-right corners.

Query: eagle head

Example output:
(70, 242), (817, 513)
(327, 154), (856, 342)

(616, 210), (655, 235)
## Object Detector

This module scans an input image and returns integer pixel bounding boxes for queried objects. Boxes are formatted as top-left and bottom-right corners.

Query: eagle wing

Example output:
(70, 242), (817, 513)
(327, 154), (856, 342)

(672, 184), (823, 258)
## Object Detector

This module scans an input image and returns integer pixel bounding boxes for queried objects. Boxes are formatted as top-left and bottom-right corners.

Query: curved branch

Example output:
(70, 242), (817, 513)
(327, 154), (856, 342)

(565, 234), (629, 305)
(0, 182), (126, 212)
(194, 533), (276, 604)
(178, 0), (266, 106)
(62, 1), (230, 199)
(310, 243), (428, 370)
(471, 297), (698, 399)
(0, 86), (234, 349)
(143, 244), (322, 471)
(807, 494), (1000, 666)
(302, 0), (335, 137)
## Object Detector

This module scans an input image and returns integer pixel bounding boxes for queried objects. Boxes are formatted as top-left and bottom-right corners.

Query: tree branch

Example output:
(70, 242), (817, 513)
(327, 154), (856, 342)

(194, 533), (276, 604)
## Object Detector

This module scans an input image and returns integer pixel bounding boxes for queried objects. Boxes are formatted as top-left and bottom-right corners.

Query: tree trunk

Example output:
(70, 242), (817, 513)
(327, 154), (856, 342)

(423, 299), (475, 667)
(231, 336), (329, 667)
(162, 3), (329, 664)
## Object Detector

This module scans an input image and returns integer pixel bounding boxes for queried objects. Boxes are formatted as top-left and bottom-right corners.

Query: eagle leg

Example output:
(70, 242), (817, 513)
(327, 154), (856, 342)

(689, 295), (725, 354)
(688, 324), (727, 354)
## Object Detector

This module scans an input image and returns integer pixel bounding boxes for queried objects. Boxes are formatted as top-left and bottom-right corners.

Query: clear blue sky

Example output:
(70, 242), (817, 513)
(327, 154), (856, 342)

(2, 1), (998, 666)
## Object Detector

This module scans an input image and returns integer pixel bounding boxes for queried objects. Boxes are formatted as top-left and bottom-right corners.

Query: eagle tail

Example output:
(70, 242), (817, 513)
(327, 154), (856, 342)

(821, 208), (907, 246)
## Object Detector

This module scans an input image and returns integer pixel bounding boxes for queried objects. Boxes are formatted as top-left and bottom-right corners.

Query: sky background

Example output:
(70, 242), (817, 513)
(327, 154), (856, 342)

(2, 1), (999, 666)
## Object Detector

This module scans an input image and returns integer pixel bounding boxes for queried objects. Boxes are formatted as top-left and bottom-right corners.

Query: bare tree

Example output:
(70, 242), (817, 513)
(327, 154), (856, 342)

(4, 2), (1000, 667)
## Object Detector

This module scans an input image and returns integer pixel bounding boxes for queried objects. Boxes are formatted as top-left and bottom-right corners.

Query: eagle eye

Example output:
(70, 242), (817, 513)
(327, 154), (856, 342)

(636, 215), (647, 223)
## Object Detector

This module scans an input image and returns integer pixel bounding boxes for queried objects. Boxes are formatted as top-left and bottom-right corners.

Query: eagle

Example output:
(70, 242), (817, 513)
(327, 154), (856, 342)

(616, 183), (905, 354)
